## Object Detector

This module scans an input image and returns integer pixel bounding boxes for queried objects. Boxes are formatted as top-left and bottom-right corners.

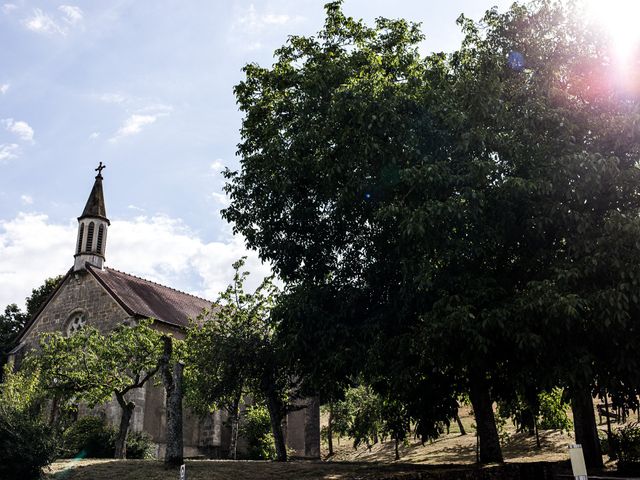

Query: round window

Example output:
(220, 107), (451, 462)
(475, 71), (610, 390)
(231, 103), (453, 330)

(66, 311), (87, 335)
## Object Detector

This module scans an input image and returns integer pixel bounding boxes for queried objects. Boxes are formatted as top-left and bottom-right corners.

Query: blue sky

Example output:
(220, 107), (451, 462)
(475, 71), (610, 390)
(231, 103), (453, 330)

(0, 0), (513, 307)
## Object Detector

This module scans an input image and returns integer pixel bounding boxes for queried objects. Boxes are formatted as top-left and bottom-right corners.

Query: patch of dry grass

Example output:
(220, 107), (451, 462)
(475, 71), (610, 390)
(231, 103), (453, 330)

(46, 459), (475, 480)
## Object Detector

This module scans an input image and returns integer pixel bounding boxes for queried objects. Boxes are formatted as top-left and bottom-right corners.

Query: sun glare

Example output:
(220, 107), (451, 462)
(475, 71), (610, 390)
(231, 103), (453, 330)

(584, 0), (640, 62)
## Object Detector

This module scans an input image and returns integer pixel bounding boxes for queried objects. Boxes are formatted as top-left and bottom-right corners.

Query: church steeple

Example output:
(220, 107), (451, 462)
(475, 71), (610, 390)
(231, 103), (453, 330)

(74, 163), (110, 271)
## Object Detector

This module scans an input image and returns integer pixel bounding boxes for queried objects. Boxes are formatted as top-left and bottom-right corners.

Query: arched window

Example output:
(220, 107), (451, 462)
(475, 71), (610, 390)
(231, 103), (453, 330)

(86, 222), (95, 252)
(77, 223), (84, 254)
(97, 224), (105, 254)
(66, 311), (87, 335)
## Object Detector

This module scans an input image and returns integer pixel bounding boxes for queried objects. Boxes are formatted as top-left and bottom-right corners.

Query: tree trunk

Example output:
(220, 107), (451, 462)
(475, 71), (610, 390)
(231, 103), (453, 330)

(49, 395), (59, 426)
(469, 372), (503, 464)
(394, 436), (400, 460)
(114, 392), (135, 459)
(228, 394), (241, 460)
(160, 336), (184, 466)
(327, 403), (334, 456)
(604, 394), (616, 460)
(571, 387), (603, 469)
(455, 413), (466, 436)
(265, 387), (287, 462)
(454, 412), (467, 437)
(534, 419), (541, 449)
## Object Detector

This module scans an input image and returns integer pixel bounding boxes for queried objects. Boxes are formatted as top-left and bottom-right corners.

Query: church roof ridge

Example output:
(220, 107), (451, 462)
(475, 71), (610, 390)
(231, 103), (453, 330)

(103, 266), (213, 304)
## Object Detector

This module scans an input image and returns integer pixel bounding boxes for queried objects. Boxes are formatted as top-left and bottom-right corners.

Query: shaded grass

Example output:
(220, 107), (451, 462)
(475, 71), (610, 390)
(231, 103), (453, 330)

(46, 459), (533, 480)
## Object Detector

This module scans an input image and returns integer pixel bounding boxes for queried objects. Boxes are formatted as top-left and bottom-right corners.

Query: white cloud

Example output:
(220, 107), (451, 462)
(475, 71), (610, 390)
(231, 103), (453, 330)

(58, 5), (82, 26)
(23, 8), (65, 35)
(111, 114), (157, 140)
(0, 84), (9, 94)
(0, 143), (19, 163)
(20, 195), (33, 205)
(0, 213), (272, 308)
(231, 4), (304, 50)
(89, 132), (100, 140)
(2, 3), (17, 15)
(97, 93), (126, 104)
(0, 213), (76, 308)
(23, 5), (83, 36)
(210, 159), (224, 172)
(110, 105), (171, 142)
(2, 118), (34, 142)
(234, 4), (303, 34)
(210, 191), (230, 207)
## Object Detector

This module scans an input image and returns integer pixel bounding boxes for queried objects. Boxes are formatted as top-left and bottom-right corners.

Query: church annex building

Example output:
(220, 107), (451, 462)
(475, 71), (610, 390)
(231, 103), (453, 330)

(8, 166), (320, 459)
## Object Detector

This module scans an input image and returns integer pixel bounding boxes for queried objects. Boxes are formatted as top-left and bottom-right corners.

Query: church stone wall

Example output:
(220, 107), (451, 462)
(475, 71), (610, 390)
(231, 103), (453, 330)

(22, 270), (130, 346)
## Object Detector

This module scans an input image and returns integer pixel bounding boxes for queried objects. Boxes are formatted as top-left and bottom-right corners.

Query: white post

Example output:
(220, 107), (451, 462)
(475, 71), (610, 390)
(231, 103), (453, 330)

(569, 444), (588, 480)
(179, 464), (186, 480)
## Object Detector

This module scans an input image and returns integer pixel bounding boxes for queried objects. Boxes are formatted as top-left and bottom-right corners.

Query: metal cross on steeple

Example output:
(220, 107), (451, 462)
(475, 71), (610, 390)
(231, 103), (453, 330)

(95, 162), (106, 176)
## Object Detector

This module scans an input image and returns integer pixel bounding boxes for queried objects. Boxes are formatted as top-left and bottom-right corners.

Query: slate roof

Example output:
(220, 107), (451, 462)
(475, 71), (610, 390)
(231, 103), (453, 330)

(87, 265), (212, 327)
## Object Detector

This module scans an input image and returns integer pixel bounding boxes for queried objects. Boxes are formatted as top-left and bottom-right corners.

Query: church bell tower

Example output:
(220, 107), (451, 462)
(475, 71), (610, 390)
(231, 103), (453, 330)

(74, 162), (110, 271)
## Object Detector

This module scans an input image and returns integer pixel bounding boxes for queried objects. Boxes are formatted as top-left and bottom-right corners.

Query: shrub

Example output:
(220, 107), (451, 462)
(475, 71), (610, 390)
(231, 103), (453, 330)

(611, 423), (640, 470)
(126, 430), (155, 459)
(538, 388), (572, 432)
(240, 405), (276, 460)
(62, 416), (116, 458)
(0, 403), (58, 480)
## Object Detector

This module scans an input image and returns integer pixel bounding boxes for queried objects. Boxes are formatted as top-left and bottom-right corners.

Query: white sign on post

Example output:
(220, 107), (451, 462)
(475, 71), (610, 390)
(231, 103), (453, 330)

(179, 464), (186, 480)
(568, 444), (588, 480)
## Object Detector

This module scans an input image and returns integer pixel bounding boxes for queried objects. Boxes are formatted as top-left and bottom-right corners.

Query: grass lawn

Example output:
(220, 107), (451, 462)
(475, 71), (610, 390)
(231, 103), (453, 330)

(46, 459), (511, 480)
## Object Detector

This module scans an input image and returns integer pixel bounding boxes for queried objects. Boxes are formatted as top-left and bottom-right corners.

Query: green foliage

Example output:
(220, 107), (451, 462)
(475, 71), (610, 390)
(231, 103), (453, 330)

(328, 385), (412, 454)
(62, 416), (116, 458)
(35, 319), (164, 458)
(224, 0), (640, 464)
(0, 402), (58, 480)
(37, 320), (163, 409)
(610, 423), (640, 465)
(240, 405), (276, 460)
(538, 388), (572, 432)
(125, 431), (155, 459)
(0, 275), (63, 379)
(0, 362), (57, 479)
(0, 363), (45, 412)
(185, 258), (293, 461)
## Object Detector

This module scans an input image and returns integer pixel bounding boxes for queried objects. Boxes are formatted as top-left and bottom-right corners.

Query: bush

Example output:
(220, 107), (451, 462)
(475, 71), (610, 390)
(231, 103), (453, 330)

(611, 423), (640, 471)
(240, 405), (276, 460)
(62, 416), (116, 458)
(538, 388), (572, 432)
(0, 403), (58, 480)
(126, 430), (155, 459)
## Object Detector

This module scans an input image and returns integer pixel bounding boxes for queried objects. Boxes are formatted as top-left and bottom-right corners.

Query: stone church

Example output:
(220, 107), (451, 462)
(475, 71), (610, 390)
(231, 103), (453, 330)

(9, 165), (320, 459)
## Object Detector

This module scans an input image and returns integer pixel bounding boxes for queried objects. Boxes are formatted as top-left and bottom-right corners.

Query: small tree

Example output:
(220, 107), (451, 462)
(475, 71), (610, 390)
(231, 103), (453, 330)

(37, 319), (163, 459)
(186, 258), (296, 461)
(0, 365), (57, 479)
(0, 275), (63, 379)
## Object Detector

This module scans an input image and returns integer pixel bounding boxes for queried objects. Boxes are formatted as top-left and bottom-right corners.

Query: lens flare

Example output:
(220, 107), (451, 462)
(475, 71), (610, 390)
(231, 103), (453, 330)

(584, 0), (640, 62)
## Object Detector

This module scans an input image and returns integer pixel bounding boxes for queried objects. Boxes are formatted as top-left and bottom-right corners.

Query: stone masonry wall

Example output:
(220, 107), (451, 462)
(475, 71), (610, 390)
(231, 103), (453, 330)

(22, 270), (130, 346)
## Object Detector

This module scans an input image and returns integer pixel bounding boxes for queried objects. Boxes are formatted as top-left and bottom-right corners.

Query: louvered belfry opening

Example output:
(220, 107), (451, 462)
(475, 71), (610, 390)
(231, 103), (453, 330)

(97, 224), (105, 254)
(77, 223), (84, 254)
(86, 222), (95, 252)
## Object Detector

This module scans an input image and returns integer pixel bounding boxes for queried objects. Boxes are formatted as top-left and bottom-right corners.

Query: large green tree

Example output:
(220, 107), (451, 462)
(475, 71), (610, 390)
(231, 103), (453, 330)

(224, 0), (640, 466)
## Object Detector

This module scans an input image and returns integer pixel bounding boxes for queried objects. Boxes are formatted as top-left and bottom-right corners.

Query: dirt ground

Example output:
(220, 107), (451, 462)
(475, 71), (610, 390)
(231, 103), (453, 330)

(323, 405), (580, 465)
